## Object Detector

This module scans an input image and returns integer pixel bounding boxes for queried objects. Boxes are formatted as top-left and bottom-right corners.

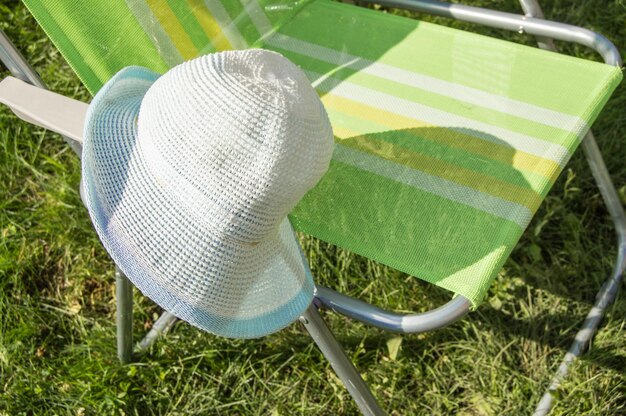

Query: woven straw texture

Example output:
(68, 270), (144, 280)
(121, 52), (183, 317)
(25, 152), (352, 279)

(81, 50), (334, 338)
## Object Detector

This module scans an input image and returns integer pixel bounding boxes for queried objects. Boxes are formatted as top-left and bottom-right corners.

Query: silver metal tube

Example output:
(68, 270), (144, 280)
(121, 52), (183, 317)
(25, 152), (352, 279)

(582, 131), (626, 240)
(359, 0), (622, 66)
(315, 286), (471, 333)
(136, 311), (178, 354)
(517, 0), (556, 50)
(534, 276), (624, 415)
(116, 267), (134, 364)
(300, 305), (386, 416)
(0, 29), (45, 87)
(518, 0), (543, 18)
(0, 29), (82, 156)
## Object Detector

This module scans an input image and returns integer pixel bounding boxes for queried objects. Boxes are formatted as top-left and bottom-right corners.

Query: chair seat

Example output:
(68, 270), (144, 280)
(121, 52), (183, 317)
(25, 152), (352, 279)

(23, 0), (622, 306)
(261, 0), (622, 305)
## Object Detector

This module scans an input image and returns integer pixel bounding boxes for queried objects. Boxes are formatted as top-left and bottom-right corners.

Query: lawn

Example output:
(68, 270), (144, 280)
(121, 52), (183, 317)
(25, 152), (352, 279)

(1, 0), (625, 414)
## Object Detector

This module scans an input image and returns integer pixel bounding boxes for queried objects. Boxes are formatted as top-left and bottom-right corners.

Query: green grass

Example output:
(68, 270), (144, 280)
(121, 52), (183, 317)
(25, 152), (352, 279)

(1, 0), (626, 414)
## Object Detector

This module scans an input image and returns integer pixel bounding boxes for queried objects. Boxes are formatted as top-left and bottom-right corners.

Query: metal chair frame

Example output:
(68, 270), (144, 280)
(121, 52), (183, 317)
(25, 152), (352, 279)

(1, 0), (623, 414)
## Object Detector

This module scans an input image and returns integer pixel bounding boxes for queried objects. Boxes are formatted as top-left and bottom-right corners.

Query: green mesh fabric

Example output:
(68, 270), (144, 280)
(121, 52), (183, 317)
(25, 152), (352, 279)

(23, 0), (623, 306)
(22, 0), (310, 93)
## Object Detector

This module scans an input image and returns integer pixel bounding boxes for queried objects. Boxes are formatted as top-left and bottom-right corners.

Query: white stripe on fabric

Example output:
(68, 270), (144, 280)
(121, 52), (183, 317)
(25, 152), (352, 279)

(265, 33), (589, 134)
(308, 70), (572, 166)
(239, 0), (273, 38)
(202, 0), (249, 49)
(334, 144), (532, 228)
(125, 0), (184, 67)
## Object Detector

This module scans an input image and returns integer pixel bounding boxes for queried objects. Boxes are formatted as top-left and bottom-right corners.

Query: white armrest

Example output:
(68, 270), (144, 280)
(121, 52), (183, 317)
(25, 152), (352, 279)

(0, 76), (87, 143)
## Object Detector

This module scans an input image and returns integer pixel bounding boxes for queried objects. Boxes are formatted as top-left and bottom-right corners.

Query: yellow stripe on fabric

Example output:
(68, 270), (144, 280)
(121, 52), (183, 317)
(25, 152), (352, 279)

(335, 129), (543, 212)
(187, 0), (232, 51)
(320, 92), (561, 185)
(332, 125), (358, 140)
(146, 0), (198, 60)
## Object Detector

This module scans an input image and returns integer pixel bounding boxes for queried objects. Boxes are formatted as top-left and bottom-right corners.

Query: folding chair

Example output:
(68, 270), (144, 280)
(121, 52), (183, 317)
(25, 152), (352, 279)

(1, 0), (623, 414)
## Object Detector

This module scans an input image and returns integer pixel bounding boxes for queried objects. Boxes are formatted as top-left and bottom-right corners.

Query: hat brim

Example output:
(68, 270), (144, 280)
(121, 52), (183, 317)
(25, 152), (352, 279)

(81, 67), (314, 339)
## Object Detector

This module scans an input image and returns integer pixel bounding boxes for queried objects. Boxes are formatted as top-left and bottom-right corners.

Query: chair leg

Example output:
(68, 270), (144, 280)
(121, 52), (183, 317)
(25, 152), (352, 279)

(534, 131), (626, 415)
(115, 267), (134, 364)
(135, 311), (178, 355)
(118, 266), (181, 361)
(0, 29), (45, 87)
(300, 303), (386, 416)
(580, 131), (626, 242)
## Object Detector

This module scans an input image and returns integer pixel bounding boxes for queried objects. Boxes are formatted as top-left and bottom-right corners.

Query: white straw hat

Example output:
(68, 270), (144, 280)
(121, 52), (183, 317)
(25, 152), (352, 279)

(81, 50), (334, 338)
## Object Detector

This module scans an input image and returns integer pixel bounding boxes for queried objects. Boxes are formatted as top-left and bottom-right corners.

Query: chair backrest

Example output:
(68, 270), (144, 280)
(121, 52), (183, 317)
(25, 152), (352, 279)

(23, 0), (623, 307)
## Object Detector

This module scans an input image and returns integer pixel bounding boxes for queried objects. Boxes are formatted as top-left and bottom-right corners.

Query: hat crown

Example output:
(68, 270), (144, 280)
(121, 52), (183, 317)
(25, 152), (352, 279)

(137, 50), (333, 243)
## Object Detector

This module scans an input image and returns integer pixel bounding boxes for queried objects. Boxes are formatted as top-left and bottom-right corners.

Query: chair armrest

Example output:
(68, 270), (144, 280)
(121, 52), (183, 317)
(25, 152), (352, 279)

(314, 286), (471, 333)
(0, 76), (87, 148)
